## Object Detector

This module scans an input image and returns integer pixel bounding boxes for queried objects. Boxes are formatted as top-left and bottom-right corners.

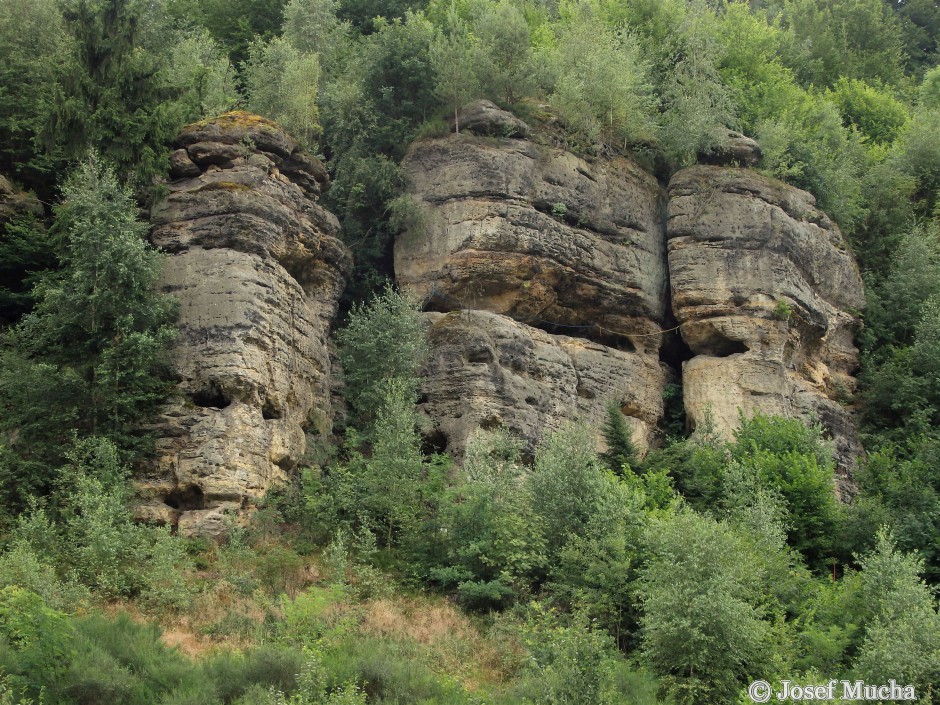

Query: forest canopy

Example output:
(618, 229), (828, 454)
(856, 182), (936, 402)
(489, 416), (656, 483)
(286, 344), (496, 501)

(1, 1), (939, 704)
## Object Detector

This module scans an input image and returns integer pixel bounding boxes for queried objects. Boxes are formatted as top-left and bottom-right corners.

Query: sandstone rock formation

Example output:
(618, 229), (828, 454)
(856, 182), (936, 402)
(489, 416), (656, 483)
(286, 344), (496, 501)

(398, 103), (864, 473)
(667, 165), (864, 474)
(698, 129), (762, 167)
(420, 311), (667, 458)
(397, 103), (671, 456)
(138, 112), (351, 536)
(452, 99), (531, 138)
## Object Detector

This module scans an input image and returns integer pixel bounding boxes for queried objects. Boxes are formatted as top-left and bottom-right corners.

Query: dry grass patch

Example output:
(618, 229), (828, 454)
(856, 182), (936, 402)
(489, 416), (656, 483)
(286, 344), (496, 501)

(358, 594), (522, 690)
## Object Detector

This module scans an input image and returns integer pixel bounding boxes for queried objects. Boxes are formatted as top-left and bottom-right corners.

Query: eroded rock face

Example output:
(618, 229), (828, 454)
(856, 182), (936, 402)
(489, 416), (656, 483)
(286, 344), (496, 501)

(420, 311), (668, 458)
(396, 132), (668, 354)
(452, 99), (531, 138)
(138, 113), (351, 536)
(397, 108), (670, 456)
(667, 165), (864, 474)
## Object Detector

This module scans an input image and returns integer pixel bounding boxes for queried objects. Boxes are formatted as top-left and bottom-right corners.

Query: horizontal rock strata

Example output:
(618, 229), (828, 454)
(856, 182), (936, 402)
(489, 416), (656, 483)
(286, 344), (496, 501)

(398, 102), (670, 457)
(420, 311), (668, 458)
(396, 127), (668, 355)
(138, 113), (351, 536)
(667, 165), (865, 474)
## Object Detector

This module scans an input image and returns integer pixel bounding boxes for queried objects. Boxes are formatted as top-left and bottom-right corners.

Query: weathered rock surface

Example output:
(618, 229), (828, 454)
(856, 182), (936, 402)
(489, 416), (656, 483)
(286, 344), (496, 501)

(396, 131), (668, 354)
(667, 165), (864, 473)
(397, 108), (671, 457)
(138, 113), (351, 537)
(419, 311), (668, 457)
(698, 129), (762, 167)
(451, 99), (531, 138)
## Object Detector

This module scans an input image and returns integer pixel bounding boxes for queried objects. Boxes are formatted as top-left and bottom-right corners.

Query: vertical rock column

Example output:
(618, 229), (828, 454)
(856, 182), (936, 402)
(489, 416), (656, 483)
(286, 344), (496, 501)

(667, 165), (865, 474)
(138, 112), (352, 537)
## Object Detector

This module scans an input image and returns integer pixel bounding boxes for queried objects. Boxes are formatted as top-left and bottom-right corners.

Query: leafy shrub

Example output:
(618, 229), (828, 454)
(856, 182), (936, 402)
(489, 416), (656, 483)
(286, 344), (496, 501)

(336, 286), (428, 423)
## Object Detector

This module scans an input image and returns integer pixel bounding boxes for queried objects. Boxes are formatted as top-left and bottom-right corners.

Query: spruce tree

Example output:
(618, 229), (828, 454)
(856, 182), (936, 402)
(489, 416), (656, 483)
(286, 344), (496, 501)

(601, 401), (638, 474)
(48, 0), (187, 194)
(0, 157), (176, 511)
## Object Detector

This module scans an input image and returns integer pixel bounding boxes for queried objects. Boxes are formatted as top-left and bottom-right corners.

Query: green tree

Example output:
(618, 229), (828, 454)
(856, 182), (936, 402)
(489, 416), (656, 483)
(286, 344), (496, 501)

(336, 285), (427, 423)
(729, 415), (840, 569)
(434, 429), (544, 607)
(852, 529), (940, 688)
(775, 0), (907, 89)
(430, 3), (479, 133)
(0, 159), (176, 509)
(168, 0), (289, 68)
(244, 36), (322, 148)
(528, 424), (609, 558)
(167, 28), (239, 120)
(600, 401), (639, 474)
(355, 378), (427, 547)
(474, 0), (535, 105)
(547, 8), (658, 147)
(283, 0), (349, 69)
(659, 3), (736, 165)
(0, 215), (56, 327)
(49, 0), (188, 194)
(639, 510), (780, 704)
(828, 77), (910, 145)
(0, 0), (68, 194)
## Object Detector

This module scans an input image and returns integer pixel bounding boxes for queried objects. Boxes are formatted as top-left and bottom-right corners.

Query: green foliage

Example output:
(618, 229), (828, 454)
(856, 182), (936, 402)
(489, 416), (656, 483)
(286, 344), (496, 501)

(852, 529), (940, 689)
(546, 8), (658, 147)
(658, 3), (736, 166)
(0, 160), (175, 509)
(0, 0), (68, 193)
(757, 94), (868, 233)
(430, 3), (480, 131)
(356, 378), (428, 546)
(336, 285), (428, 423)
(0, 215), (55, 327)
(244, 37), (321, 148)
(283, 0), (349, 68)
(828, 77), (910, 145)
(600, 401), (639, 473)
(167, 29), (239, 120)
(529, 424), (609, 559)
(515, 604), (661, 705)
(0, 587), (75, 698)
(774, 0), (907, 89)
(730, 415), (840, 569)
(434, 429), (544, 606)
(892, 104), (940, 216)
(336, 0), (424, 34)
(49, 0), (229, 195)
(474, 0), (535, 105)
(168, 0), (288, 69)
(639, 510), (781, 705)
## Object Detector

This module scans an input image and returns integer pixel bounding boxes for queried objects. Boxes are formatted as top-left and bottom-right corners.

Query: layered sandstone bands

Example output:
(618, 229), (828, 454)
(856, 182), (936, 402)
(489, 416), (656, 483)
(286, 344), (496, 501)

(396, 102), (671, 456)
(667, 166), (865, 475)
(398, 102), (865, 472)
(139, 113), (351, 536)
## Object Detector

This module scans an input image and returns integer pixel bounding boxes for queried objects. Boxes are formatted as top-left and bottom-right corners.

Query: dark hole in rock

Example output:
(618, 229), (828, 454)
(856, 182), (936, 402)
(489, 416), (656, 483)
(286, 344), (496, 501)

(262, 399), (283, 420)
(164, 484), (205, 511)
(524, 396), (538, 405)
(576, 385), (595, 400)
(417, 393), (430, 405)
(705, 333), (749, 357)
(422, 429), (448, 455)
(191, 383), (231, 409)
